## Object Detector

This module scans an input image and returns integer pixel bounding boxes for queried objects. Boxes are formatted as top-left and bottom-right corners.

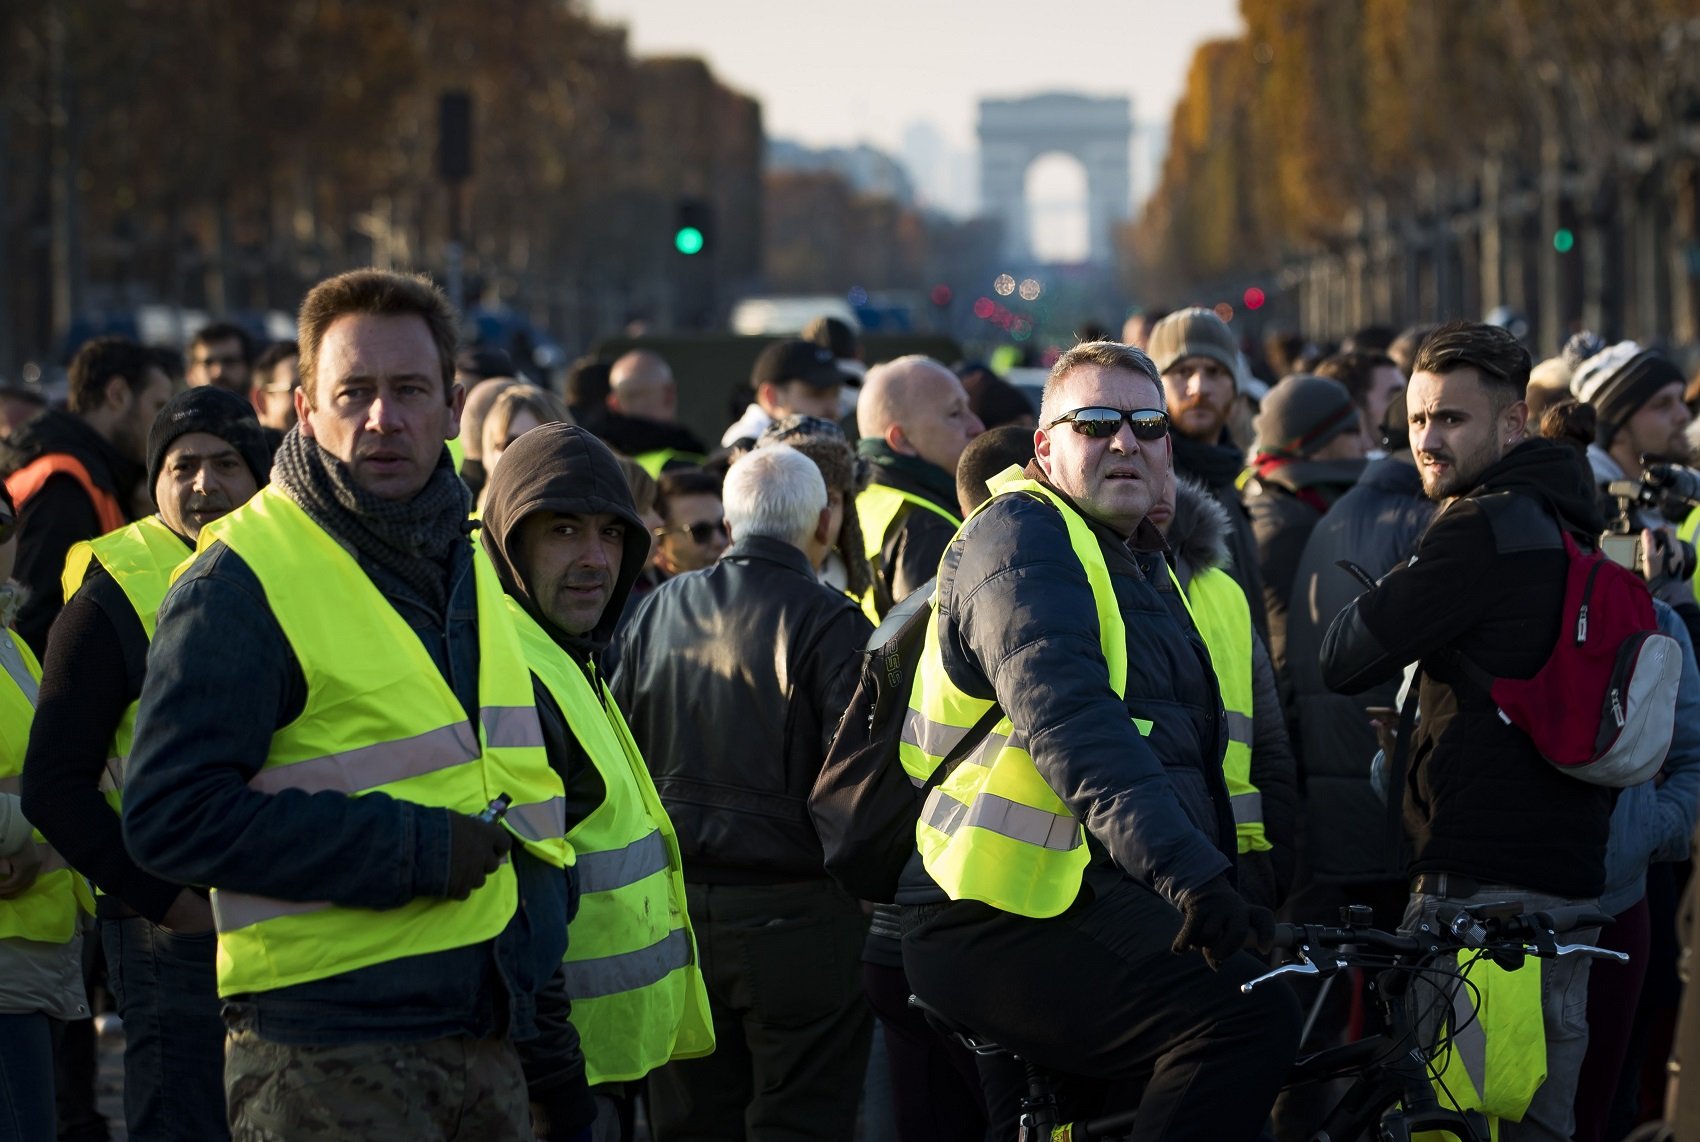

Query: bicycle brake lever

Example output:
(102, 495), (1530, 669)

(1241, 959), (1342, 994)
(1553, 943), (1629, 962)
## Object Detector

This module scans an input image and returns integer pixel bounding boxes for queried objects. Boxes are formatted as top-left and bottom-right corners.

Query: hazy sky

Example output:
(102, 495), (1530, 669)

(589, 0), (1245, 254)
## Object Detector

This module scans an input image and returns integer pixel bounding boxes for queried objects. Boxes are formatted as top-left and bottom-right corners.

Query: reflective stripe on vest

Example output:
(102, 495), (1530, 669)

(192, 487), (568, 996)
(900, 472), (1127, 919)
(1416, 953), (1547, 1140)
(507, 599), (714, 1083)
(6, 454), (126, 534)
(0, 630), (93, 944)
(1177, 565), (1267, 854)
(856, 482), (961, 623)
(62, 516), (193, 815)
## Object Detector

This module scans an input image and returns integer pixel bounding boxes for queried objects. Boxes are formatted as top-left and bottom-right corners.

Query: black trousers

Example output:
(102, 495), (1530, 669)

(862, 961), (988, 1142)
(901, 877), (1299, 1142)
(647, 881), (872, 1142)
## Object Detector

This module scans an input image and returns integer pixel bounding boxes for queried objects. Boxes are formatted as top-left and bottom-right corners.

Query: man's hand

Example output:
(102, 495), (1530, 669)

(0, 836), (44, 898)
(161, 888), (215, 935)
(1172, 875), (1274, 971)
(444, 813), (513, 900)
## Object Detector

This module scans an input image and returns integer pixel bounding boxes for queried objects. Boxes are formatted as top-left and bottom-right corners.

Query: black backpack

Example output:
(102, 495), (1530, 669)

(808, 580), (1001, 902)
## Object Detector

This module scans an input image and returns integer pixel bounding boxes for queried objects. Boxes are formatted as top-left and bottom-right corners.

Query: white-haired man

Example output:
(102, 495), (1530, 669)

(611, 445), (874, 1141)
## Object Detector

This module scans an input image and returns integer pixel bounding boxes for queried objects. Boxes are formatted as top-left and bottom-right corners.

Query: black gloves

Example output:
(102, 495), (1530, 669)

(444, 812), (513, 900)
(1172, 874), (1274, 971)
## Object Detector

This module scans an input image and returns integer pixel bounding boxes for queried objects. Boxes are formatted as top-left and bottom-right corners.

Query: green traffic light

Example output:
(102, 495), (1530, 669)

(1553, 228), (1575, 254)
(674, 226), (705, 255)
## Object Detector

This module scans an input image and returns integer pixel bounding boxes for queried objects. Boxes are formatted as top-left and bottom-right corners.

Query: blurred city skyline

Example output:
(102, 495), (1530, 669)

(589, 0), (1244, 225)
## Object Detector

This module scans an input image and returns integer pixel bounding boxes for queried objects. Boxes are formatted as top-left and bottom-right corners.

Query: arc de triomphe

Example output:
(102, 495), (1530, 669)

(978, 93), (1132, 265)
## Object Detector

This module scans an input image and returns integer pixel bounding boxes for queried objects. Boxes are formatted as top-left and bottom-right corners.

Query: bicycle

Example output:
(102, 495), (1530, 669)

(911, 900), (1628, 1142)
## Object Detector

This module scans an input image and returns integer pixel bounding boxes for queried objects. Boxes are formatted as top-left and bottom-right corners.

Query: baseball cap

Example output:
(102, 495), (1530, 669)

(752, 339), (844, 390)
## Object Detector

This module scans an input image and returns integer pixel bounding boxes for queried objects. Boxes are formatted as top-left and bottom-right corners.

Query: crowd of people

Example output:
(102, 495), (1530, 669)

(0, 267), (1696, 1142)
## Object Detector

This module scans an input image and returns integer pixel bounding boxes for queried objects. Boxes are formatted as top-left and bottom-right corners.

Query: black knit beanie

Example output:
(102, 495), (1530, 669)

(147, 387), (274, 501)
(1570, 340), (1685, 448)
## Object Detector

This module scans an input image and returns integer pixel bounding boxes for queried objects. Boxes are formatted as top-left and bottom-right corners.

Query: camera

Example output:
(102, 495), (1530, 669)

(1602, 474), (1698, 581)
(1643, 461), (1700, 508)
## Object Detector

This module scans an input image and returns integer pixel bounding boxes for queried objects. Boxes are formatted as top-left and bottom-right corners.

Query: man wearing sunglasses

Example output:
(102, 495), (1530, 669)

(896, 340), (1298, 1140)
(21, 387), (270, 1139)
(650, 468), (728, 578)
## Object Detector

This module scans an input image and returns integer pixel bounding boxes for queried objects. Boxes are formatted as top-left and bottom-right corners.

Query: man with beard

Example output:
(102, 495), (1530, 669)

(1322, 321), (1613, 1142)
(1570, 341), (1692, 533)
(2, 337), (172, 653)
(1147, 310), (1267, 638)
(22, 388), (270, 1140)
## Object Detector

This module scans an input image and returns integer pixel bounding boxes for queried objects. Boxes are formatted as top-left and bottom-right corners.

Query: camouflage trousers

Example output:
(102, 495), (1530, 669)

(225, 1030), (532, 1141)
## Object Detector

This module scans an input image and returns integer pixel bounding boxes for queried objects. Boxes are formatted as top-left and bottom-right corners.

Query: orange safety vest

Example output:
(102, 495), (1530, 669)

(6, 454), (126, 533)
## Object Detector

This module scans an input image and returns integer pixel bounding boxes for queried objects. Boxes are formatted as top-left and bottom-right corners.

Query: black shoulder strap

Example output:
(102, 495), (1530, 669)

(918, 703), (1005, 800)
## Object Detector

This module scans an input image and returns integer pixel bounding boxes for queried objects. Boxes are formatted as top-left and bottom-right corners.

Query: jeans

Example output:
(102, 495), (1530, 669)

(0, 1011), (56, 1140)
(100, 914), (228, 1140)
(1399, 885), (1600, 1142)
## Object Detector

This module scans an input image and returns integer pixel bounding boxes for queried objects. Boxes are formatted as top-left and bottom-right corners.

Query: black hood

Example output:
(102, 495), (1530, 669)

(478, 423), (650, 659)
(1468, 437), (1606, 540)
(0, 406), (142, 498)
(1167, 477), (1231, 582)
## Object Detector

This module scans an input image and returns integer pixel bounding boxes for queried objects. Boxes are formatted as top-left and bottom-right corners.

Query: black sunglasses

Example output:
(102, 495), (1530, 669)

(1045, 406), (1171, 441)
(654, 520), (728, 545)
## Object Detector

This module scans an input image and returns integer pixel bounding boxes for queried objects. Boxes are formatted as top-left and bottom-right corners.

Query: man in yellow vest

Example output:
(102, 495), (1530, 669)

(0, 482), (94, 1140)
(22, 386), (269, 1140)
(855, 356), (983, 620)
(896, 339), (1298, 1140)
(121, 269), (585, 1140)
(481, 422), (713, 1141)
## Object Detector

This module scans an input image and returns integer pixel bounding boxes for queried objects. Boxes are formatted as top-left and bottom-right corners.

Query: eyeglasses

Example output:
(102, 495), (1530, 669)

(654, 520), (728, 545)
(1045, 406), (1170, 441)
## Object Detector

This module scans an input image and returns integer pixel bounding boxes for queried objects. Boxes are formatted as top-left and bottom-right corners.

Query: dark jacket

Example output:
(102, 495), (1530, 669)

(21, 549), (188, 923)
(899, 463), (1236, 907)
(577, 407), (707, 463)
(1320, 439), (1614, 898)
(1171, 432), (1268, 645)
(1, 409), (143, 654)
(1285, 457), (1434, 882)
(121, 472), (568, 1048)
(863, 451), (960, 613)
(610, 534), (872, 882)
(1242, 456), (1366, 690)
(1169, 479), (1299, 899)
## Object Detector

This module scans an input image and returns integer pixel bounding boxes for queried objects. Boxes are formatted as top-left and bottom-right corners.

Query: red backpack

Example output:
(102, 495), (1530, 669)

(1461, 530), (1680, 787)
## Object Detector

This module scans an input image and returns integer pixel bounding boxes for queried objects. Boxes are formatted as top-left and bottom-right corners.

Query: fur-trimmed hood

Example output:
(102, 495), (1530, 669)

(1168, 476), (1233, 586)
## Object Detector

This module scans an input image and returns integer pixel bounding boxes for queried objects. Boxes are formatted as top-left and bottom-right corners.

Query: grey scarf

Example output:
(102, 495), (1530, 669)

(271, 427), (470, 613)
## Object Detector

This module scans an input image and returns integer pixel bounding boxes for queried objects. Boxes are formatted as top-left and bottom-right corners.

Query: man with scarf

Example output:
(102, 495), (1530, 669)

(1147, 309), (1269, 640)
(855, 356), (983, 620)
(480, 422), (713, 1141)
(121, 270), (585, 1139)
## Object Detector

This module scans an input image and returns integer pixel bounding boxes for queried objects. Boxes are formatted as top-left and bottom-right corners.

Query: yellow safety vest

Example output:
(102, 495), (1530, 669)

(61, 514), (190, 811)
(633, 449), (706, 479)
(1173, 565), (1268, 854)
(193, 486), (570, 996)
(856, 482), (961, 623)
(508, 599), (714, 1083)
(447, 434), (466, 476)
(1678, 505), (1700, 610)
(900, 472), (1139, 919)
(0, 629), (93, 943)
(1415, 954), (1547, 1142)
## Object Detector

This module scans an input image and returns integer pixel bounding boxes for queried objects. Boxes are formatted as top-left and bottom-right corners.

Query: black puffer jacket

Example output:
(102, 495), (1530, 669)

(1172, 432), (1268, 645)
(1285, 457), (1435, 882)
(610, 535), (872, 883)
(863, 459), (960, 614)
(1321, 439), (1614, 898)
(898, 463), (1236, 907)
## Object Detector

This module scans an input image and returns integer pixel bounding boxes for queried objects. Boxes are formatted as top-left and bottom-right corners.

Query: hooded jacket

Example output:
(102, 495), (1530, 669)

(1171, 431), (1269, 644)
(610, 515), (872, 883)
(1, 409), (143, 653)
(1168, 479), (1299, 898)
(1284, 456), (1434, 882)
(1242, 456), (1367, 691)
(478, 424), (652, 827)
(1321, 439), (1613, 898)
